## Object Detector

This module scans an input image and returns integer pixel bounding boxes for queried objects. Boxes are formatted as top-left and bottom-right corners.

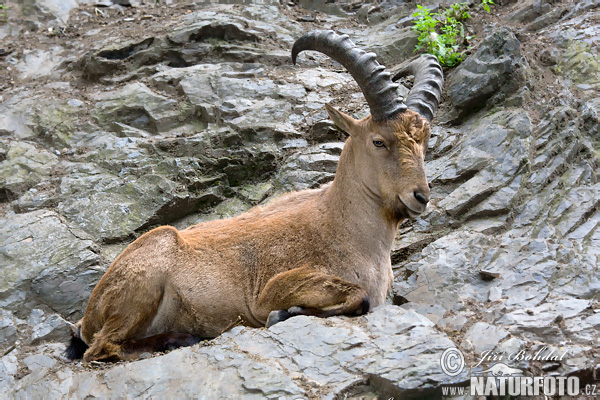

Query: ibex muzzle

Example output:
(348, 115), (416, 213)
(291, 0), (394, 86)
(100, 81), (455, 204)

(66, 30), (443, 362)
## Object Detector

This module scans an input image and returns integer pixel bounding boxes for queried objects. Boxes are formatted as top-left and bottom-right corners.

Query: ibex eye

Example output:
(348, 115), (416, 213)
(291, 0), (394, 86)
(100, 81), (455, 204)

(373, 140), (385, 148)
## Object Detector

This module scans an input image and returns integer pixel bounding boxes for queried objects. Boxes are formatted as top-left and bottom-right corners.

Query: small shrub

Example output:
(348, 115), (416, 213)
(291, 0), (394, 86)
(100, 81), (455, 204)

(481, 0), (495, 13)
(412, 1), (493, 68)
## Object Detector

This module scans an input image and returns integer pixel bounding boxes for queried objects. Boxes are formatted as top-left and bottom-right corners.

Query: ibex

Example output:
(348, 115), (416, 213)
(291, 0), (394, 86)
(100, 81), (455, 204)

(66, 30), (443, 362)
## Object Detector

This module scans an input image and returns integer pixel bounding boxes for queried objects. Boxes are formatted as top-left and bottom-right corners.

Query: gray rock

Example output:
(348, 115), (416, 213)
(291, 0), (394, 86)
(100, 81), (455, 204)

(8, 306), (463, 398)
(167, 20), (260, 45)
(446, 28), (528, 120)
(27, 309), (71, 345)
(173, 64), (308, 132)
(47, 118), (282, 242)
(226, 98), (294, 131)
(0, 353), (18, 397)
(0, 141), (59, 199)
(238, 182), (272, 203)
(394, 229), (599, 375)
(464, 322), (509, 353)
(182, 197), (252, 226)
(511, 105), (598, 240)
(470, 176), (521, 215)
(293, 68), (355, 92)
(400, 303), (447, 325)
(307, 120), (344, 143)
(432, 145), (493, 184)
(548, 23), (599, 100)
(580, 97), (600, 137)
(272, 144), (341, 193)
(495, 337), (524, 356)
(0, 93), (83, 150)
(23, 354), (57, 372)
(79, 36), (158, 81)
(488, 287), (503, 302)
(527, 6), (565, 31)
(505, 0), (551, 25)
(295, 0), (348, 16)
(0, 93), (37, 139)
(358, 25), (418, 67)
(57, 172), (219, 242)
(434, 109), (530, 218)
(437, 315), (468, 332)
(111, 0), (140, 6)
(22, 0), (79, 25)
(77, 6), (294, 82)
(150, 63), (225, 95)
(16, 47), (65, 80)
(438, 170), (503, 215)
(93, 82), (184, 134)
(0, 310), (22, 350)
(0, 210), (99, 315)
(67, 99), (84, 107)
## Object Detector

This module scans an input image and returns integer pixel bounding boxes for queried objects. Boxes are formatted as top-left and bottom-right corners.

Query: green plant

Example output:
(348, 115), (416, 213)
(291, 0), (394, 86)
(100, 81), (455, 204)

(481, 0), (494, 13)
(446, 2), (472, 21)
(0, 4), (8, 23)
(411, 3), (473, 67)
(411, 1), (494, 67)
(412, 5), (437, 52)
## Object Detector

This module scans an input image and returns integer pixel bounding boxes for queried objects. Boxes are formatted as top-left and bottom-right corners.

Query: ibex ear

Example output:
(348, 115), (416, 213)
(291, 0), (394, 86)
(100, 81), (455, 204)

(325, 103), (357, 136)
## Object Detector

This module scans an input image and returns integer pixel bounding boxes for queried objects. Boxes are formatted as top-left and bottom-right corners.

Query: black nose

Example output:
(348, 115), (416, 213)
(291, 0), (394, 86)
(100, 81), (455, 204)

(414, 191), (429, 205)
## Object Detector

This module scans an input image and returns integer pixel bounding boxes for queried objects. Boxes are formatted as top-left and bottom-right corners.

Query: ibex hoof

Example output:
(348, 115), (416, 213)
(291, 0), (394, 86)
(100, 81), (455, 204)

(357, 297), (370, 315)
(266, 309), (293, 328)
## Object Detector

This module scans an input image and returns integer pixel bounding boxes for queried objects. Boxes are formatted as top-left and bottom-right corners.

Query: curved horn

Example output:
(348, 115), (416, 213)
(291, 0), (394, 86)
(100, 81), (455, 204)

(392, 54), (444, 122)
(292, 30), (406, 122)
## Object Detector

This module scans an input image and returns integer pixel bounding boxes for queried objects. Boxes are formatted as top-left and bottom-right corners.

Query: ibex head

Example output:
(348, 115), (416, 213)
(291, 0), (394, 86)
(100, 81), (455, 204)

(292, 30), (444, 221)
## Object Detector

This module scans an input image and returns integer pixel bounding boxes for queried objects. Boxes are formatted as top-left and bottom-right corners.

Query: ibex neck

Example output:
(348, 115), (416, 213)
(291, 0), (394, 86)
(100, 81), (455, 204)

(323, 139), (398, 255)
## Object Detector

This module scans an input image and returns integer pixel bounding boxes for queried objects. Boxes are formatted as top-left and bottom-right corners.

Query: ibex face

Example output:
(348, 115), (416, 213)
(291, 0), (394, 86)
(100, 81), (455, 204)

(326, 104), (431, 220)
(293, 31), (443, 221)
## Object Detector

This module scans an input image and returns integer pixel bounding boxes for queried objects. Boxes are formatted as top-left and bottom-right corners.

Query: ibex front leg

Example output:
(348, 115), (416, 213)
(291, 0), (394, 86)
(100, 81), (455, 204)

(253, 266), (370, 327)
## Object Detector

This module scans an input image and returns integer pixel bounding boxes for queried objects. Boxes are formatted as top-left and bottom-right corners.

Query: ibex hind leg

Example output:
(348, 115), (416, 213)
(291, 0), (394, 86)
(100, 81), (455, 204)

(82, 277), (166, 362)
(82, 322), (200, 362)
(80, 226), (187, 362)
(253, 266), (370, 328)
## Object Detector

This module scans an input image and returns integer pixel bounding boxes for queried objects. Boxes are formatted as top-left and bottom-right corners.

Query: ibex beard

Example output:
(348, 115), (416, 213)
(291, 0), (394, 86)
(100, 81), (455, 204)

(66, 30), (443, 362)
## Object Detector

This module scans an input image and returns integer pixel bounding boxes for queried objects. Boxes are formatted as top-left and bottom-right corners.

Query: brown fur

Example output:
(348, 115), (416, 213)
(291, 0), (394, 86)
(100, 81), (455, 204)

(73, 107), (432, 362)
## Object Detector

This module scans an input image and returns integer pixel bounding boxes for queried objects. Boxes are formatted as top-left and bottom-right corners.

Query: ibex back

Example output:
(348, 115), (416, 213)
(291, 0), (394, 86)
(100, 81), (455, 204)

(66, 30), (444, 362)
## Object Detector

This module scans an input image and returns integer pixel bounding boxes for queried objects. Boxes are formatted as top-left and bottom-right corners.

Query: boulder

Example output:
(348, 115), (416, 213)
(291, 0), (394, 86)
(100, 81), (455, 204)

(6, 306), (465, 399)
(446, 27), (529, 120)
(0, 210), (99, 320)
(0, 141), (59, 200)
(93, 82), (184, 134)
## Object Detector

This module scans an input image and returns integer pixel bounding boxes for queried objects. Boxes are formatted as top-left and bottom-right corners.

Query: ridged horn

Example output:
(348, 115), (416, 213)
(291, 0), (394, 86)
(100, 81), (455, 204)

(292, 30), (406, 122)
(392, 54), (444, 122)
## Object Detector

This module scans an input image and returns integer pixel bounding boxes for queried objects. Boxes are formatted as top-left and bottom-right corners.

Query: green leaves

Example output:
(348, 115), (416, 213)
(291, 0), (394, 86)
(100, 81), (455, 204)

(0, 4), (8, 22)
(481, 0), (494, 13)
(411, 1), (491, 68)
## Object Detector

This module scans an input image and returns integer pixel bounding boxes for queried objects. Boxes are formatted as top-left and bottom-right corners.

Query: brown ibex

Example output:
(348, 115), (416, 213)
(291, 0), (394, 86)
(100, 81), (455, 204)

(66, 30), (443, 362)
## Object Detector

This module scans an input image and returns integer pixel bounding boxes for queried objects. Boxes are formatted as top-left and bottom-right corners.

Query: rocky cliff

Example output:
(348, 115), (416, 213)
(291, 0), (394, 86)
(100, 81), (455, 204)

(0, 0), (598, 398)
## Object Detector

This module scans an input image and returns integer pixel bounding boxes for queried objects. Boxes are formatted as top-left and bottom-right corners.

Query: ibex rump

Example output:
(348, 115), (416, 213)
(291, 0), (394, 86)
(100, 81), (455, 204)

(66, 30), (443, 362)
